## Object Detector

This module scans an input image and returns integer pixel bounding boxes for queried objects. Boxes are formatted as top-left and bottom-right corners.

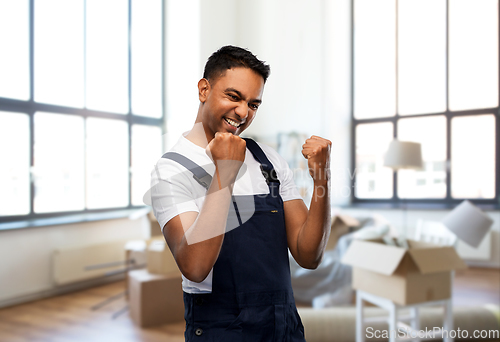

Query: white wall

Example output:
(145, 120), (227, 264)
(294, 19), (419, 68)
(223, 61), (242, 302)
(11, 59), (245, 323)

(241, 0), (326, 140)
(165, 0), (201, 150)
(325, 0), (353, 207)
(0, 216), (150, 308)
(199, 0), (238, 61)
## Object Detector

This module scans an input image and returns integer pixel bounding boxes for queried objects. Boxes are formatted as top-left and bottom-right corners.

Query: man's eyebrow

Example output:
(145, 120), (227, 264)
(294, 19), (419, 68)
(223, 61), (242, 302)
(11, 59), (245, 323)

(225, 88), (262, 104)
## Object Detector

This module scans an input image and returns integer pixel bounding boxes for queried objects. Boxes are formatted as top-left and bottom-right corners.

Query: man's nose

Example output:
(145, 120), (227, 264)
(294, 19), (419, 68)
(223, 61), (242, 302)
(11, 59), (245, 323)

(234, 102), (249, 120)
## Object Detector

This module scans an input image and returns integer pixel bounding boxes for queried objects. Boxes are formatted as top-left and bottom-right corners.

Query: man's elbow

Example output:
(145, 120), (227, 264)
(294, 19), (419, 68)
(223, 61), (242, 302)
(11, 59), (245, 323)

(297, 255), (323, 270)
(178, 263), (211, 283)
(183, 272), (209, 284)
(300, 261), (321, 270)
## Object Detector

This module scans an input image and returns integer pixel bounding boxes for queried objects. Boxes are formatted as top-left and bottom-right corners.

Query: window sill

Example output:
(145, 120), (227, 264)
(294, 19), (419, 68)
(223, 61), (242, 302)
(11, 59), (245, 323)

(0, 207), (151, 232)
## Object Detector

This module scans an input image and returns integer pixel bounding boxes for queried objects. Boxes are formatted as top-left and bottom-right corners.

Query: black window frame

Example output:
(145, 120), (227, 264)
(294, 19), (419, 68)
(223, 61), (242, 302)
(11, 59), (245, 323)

(0, 0), (165, 224)
(350, 0), (500, 208)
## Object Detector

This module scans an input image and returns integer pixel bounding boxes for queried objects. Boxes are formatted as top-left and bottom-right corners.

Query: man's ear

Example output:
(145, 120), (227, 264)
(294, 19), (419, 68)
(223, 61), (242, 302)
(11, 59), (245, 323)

(198, 78), (210, 103)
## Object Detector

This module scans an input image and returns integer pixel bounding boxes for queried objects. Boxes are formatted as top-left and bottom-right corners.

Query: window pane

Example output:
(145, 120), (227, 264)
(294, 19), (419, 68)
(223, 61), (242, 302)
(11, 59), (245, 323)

(131, 125), (162, 206)
(449, 0), (499, 111)
(34, 113), (85, 213)
(86, 118), (129, 209)
(86, 0), (129, 114)
(0, 0), (29, 100)
(355, 122), (394, 198)
(451, 115), (496, 198)
(398, 0), (446, 115)
(0, 112), (30, 216)
(354, 0), (396, 119)
(34, 0), (84, 107)
(397, 116), (447, 198)
(131, 0), (163, 118)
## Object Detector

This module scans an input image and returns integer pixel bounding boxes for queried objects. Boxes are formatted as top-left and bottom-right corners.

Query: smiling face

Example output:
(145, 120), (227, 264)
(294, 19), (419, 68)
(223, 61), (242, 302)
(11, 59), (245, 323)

(197, 67), (265, 141)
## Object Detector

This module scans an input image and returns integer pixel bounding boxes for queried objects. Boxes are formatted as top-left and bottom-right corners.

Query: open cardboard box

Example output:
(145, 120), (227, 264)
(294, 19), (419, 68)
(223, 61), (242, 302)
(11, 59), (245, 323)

(326, 214), (360, 250)
(341, 239), (467, 305)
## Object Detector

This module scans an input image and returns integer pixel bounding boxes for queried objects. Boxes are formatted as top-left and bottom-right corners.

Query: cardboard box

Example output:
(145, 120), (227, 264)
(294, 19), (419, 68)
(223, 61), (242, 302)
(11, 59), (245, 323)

(125, 240), (148, 267)
(341, 239), (467, 305)
(147, 239), (181, 275)
(326, 214), (360, 250)
(124, 240), (149, 300)
(128, 269), (185, 327)
(124, 238), (176, 297)
(148, 211), (164, 237)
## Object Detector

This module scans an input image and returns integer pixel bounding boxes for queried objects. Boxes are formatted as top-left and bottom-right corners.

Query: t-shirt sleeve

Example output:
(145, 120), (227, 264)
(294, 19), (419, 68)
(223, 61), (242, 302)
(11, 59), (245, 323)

(258, 143), (303, 202)
(149, 159), (200, 233)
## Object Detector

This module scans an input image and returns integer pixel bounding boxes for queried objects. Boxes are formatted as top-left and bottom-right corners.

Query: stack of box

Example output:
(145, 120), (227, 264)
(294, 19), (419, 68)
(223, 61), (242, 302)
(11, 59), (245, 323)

(127, 226), (185, 327)
(146, 238), (180, 275)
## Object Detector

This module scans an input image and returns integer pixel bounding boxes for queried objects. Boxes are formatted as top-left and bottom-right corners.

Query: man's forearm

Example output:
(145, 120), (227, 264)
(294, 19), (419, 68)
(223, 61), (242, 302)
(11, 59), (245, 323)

(176, 166), (238, 282)
(296, 180), (331, 269)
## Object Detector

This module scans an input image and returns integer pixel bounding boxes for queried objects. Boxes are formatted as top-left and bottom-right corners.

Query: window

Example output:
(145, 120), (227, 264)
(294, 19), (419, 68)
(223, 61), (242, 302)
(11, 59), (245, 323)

(351, 0), (499, 206)
(0, 0), (164, 222)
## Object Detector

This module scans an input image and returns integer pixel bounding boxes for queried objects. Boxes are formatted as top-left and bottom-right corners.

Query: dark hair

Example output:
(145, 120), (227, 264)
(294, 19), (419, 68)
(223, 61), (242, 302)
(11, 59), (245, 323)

(203, 45), (271, 83)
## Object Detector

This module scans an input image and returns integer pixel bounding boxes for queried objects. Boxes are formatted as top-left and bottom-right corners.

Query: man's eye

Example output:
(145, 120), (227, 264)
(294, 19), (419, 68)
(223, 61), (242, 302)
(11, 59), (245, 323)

(229, 94), (238, 100)
(250, 104), (259, 110)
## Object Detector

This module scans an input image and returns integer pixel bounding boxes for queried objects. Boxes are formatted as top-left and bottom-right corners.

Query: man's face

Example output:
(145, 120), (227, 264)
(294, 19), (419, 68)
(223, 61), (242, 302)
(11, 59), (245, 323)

(199, 67), (265, 140)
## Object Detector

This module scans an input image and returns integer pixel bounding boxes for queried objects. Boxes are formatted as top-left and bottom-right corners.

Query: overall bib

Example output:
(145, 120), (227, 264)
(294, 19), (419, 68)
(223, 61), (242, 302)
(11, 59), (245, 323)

(171, 138), (306, 342)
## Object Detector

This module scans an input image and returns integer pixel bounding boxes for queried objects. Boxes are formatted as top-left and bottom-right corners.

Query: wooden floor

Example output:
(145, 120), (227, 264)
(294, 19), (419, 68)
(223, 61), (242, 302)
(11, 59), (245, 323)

(0, 268), (498, 342)
(453, 267), (500, 307)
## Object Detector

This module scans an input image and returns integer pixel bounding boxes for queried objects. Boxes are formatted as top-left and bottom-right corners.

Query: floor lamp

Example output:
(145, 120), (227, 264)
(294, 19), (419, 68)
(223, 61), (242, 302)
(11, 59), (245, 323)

(383, 140), (423, 238)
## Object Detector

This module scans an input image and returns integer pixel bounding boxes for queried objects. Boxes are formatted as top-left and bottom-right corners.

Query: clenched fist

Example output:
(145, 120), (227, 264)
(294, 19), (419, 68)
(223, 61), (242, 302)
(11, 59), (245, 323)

(302, 135), (332, 183)
(206, 132), (246, 189)
(206, 132), (246, 162)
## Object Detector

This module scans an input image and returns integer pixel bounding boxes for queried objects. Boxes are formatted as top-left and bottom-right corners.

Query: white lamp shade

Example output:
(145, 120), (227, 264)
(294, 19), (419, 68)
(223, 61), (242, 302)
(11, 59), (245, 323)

(441, 200), (494, 248)
(383, 140), (423, 170)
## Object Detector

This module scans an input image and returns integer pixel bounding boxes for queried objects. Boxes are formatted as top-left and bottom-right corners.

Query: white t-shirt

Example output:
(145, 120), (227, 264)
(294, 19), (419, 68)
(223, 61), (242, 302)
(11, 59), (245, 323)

(150, 131), (302, 293)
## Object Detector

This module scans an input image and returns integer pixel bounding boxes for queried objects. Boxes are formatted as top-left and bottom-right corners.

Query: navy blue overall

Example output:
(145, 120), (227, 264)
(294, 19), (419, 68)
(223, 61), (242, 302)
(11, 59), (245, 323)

(168, 138), (305, 341)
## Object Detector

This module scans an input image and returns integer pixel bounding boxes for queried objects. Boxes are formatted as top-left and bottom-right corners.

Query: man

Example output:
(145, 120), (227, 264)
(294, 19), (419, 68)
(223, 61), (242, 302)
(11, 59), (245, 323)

(151, 45), (331, 341)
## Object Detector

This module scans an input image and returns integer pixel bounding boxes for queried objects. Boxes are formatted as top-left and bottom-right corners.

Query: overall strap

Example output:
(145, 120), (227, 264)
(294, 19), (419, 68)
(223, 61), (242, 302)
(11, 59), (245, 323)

(161, 152), (212, 190)
(243, 138), (280, 185)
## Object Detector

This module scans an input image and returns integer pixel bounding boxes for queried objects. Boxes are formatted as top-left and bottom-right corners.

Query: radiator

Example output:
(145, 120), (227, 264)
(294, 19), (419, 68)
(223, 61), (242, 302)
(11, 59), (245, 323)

(53, 240), (131, 285)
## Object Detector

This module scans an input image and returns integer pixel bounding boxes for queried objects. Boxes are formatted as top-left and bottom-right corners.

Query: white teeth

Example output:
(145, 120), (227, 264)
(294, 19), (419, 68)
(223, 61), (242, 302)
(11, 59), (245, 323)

(225, 118), (240, 128)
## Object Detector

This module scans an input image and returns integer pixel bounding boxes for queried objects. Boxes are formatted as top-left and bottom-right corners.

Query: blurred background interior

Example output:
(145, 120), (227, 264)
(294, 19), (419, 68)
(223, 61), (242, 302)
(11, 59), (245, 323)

(0, 0), (499, 341)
